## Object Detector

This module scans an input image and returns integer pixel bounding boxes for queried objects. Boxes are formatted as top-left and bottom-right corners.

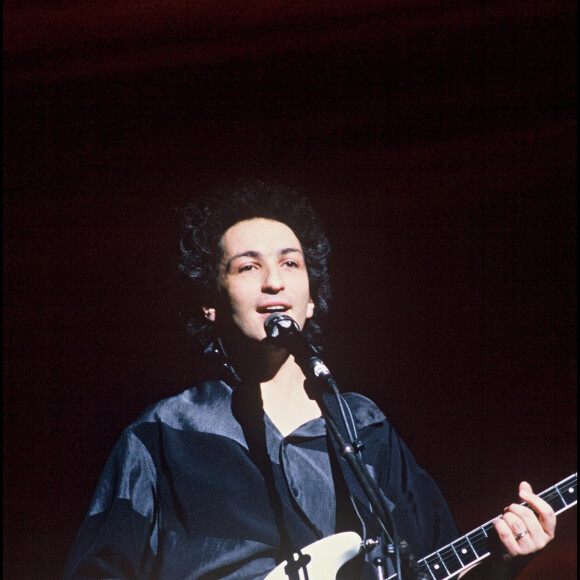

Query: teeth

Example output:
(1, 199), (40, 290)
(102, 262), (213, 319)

(265, 306), (286, 312)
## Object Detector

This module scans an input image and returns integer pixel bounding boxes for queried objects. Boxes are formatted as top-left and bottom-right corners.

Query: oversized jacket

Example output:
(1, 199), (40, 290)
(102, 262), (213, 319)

(63, 379), (458, 579)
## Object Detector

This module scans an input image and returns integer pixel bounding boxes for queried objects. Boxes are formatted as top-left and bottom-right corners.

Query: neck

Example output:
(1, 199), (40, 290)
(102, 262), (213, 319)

(220, 336), (321, 435)
(260, 353), (306, 392)
(221, 333), (294, 383)
(260, 355), (321, 436)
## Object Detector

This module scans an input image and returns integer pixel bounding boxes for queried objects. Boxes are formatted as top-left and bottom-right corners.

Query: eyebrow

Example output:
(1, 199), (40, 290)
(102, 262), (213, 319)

(225, 247), (303, 272)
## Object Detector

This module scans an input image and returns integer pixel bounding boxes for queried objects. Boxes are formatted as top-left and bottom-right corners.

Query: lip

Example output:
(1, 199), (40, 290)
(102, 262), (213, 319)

(256, 302), (291, 315)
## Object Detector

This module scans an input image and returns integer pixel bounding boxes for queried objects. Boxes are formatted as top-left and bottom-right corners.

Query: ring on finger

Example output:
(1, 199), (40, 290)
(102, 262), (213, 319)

(514, 529), (529, 540)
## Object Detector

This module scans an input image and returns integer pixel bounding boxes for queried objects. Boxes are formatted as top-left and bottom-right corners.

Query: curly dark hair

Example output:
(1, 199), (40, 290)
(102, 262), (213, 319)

(178, 181), (331, 348)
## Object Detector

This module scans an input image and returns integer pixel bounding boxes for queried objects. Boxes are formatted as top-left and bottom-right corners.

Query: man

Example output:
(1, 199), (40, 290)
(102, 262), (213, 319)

(64, 182), (556, 579)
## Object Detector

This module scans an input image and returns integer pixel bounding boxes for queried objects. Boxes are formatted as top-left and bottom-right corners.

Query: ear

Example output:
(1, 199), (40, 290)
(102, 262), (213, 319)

(202, 306), (216, 322)
(306, 299), (315, 320)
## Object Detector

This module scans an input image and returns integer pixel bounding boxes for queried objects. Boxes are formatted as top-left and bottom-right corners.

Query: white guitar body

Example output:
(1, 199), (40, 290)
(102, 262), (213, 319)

(265, 531), (363, 580)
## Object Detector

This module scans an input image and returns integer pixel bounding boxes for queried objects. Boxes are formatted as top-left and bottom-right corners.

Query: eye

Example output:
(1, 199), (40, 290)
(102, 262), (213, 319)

(238, 264), (258, 272)
(283, 260), (300, 268)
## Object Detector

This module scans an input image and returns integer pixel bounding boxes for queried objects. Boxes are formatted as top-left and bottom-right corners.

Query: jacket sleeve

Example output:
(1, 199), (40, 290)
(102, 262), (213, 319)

(374, 419), (459, 558)
(342, 392), (460, 559)
(63, 429), (159, 579)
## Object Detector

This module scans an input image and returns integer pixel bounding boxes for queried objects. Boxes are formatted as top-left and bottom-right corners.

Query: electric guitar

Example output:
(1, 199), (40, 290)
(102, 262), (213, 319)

(265, 473), (577, 580)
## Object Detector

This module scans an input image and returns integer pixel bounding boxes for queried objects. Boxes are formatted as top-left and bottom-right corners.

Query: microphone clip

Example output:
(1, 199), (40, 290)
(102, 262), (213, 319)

(264, 313), (333, 385)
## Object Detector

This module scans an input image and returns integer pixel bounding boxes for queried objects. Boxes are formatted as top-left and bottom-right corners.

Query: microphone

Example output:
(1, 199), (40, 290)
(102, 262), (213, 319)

(264, 313), (335, 386)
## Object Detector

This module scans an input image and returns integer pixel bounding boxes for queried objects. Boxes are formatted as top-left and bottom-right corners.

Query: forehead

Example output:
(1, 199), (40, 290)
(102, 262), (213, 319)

(220, 218), (302, 255)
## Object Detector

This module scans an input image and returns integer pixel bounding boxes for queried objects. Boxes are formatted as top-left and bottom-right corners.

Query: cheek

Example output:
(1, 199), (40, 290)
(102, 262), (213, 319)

(223, 281), (254, 313)
(297, 274), (314, 318)
(300, 274), (313, 301)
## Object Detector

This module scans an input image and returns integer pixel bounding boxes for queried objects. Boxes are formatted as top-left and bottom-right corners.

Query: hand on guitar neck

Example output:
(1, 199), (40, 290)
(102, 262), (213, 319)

(459, 480), (557, 579)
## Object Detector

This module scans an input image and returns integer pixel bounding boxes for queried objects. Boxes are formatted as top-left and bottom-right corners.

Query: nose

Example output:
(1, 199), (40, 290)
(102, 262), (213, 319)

(262, 264), (284, 293)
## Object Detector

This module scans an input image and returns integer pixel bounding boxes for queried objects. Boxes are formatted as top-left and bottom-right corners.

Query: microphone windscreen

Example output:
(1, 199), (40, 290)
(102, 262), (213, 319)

(264, 313), (300, 339)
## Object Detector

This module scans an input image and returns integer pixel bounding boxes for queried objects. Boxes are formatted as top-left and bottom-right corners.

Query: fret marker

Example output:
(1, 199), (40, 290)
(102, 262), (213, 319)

(462, 549), (468, 554)
(568, 488), (574, 494)
(434, 564), (440, 570)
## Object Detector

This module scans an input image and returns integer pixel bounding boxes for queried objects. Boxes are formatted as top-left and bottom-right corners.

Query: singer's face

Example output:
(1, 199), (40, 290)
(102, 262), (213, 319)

(209, 218), (314, 344)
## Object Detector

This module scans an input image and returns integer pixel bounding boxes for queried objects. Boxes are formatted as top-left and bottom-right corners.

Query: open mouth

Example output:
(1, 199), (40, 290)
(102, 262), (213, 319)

(256, 304), (290, 315)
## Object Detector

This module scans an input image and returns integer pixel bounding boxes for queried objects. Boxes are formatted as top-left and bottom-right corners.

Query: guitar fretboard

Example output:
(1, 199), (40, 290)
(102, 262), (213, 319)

(387, 473), (577, 580)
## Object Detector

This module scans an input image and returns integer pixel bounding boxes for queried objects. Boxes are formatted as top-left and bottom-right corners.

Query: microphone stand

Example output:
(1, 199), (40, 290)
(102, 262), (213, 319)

(263, 315), (425, 580)
(304, 373), (404, 580)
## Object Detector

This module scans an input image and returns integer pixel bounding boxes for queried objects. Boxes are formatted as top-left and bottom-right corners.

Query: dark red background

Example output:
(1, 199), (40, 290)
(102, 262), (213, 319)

(4, 2), (577, 578)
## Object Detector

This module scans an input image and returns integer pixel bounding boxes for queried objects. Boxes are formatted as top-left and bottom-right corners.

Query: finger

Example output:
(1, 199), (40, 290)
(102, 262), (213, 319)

(518, 482), (557, 537)
(507, 503), (549, 540)
(496, 510), (542, 556)
(493, 516), (523, 555)
(500, 510), (526, 533)
(503, 505), (549, 554)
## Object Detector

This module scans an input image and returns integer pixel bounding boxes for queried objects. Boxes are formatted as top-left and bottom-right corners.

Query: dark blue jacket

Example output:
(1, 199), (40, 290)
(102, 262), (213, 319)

(64, 379), (458, 579)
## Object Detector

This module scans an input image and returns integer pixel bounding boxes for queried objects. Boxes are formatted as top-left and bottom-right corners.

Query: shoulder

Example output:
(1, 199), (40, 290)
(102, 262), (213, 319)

(134, 379), (232, 424)
(119, 379), (246, 446)
(126, 379), (232, 432)
(340, 392), (388, 429)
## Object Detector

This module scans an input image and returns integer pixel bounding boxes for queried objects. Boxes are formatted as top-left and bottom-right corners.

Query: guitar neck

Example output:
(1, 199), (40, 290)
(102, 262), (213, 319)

(387, 473), (577, 580)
